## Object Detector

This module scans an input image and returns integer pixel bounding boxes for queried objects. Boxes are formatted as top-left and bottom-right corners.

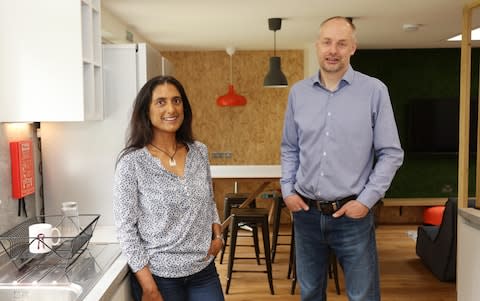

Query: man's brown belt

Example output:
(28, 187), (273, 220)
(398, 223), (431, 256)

(297, 192), (357, 215)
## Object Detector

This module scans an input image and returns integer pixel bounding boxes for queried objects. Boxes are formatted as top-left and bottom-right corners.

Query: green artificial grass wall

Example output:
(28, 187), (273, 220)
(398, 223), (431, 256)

(351, 48), (479, 197)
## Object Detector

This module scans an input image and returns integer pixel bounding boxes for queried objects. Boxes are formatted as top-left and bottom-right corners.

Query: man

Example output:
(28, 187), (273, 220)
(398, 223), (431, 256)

(280, 16), (403, 301)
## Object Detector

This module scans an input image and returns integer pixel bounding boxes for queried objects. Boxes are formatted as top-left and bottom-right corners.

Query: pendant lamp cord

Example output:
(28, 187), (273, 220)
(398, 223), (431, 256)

(274, 30), (277, 56)
(229, 54), (233, 84)
(225, 47), (236, 85)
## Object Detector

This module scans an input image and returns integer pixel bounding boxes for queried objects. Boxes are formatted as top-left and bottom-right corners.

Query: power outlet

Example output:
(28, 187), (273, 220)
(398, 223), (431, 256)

(211, 152), (222, 159)
(211, 151), (233, 159)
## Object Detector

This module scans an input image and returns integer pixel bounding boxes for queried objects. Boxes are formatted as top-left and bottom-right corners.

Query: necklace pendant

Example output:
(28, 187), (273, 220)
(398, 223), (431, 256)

(169, 158), (177, 167)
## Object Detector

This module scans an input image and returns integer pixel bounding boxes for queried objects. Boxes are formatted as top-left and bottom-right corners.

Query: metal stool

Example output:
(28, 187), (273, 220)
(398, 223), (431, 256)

(226, 207), (274, 295)
(219, 193), (257, 264)
(270, 193), (291, 263)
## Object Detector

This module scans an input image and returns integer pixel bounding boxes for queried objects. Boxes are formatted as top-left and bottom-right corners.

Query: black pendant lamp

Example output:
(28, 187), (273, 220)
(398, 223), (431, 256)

(264, 18), (288, 88)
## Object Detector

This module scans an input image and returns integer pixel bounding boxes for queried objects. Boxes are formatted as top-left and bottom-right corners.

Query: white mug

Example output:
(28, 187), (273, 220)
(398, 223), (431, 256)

(28, 223), (62, 254)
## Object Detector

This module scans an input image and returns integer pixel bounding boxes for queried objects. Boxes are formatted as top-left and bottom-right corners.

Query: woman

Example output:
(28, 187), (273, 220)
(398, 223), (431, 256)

(113, 75), (225, 301)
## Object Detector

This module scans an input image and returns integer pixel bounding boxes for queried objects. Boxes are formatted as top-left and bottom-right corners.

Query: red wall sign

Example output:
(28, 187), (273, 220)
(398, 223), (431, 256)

(10, 140), (35, 199)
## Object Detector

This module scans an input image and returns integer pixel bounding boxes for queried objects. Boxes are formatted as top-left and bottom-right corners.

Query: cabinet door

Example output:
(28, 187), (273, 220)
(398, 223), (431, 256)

(81, 0), (103, 120)
(0, 0), (102, 122)
(111, 273), (133, 301)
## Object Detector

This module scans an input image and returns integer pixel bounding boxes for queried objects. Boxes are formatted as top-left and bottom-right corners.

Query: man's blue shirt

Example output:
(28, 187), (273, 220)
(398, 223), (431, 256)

(280, 65), (404, 208)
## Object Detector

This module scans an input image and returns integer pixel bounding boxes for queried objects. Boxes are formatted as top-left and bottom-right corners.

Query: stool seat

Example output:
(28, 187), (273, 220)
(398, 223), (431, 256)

(231, 207), (268, 217)
(226, 207), (274, 295)
(220, 193), (257, 264)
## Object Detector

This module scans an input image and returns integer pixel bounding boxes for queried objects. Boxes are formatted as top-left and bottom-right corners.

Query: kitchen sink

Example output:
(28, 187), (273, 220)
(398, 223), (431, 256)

(0, 243), (120, 301)
(0, 283), (82, 301)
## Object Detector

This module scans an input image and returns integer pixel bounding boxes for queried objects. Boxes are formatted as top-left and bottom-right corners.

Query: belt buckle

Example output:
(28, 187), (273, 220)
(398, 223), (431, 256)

(318, 202), (337, 215)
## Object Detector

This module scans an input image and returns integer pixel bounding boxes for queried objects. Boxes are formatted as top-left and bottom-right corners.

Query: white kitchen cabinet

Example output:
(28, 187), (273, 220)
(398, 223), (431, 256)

(110, 273), (133, 301)
(0, 0), (102, 122)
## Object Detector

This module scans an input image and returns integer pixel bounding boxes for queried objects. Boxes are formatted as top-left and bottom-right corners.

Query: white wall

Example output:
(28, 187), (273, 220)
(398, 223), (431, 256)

(457, 208), (480, 301)
(101, 7), (148, 44)
(304, 42), (317, 79)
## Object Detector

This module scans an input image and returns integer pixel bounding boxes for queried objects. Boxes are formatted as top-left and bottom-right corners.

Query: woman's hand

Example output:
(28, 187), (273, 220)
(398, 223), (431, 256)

(141, 289), (163, 301)
(206, 223), (224, 260)
(206, 235), (224, 260)
(135, 267), (164, 301)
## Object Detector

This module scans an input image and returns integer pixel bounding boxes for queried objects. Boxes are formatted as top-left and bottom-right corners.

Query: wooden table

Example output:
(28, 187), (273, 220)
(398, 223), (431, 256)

(381, 197), (447, 217)
(382, 198), (447, 207)
(210, 165), (281, 230)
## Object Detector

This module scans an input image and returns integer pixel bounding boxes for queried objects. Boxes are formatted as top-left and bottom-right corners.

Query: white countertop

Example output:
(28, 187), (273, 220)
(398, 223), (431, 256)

(210, 165), (281, 178)
(83, 226), (129, 301)
(90, 226), (119, 244)
(459, 207), (480, 229)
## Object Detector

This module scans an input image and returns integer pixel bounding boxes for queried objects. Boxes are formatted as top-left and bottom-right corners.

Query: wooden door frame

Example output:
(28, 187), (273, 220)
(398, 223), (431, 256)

(459, 0), (480, 208)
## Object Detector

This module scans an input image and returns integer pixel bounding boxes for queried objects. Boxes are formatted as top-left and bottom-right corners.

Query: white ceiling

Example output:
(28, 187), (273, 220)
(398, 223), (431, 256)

(101, 0), (479, 51)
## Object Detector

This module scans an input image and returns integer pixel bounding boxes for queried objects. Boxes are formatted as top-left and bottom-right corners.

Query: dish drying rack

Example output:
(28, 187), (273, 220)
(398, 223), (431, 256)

(0, 214), (100, 270)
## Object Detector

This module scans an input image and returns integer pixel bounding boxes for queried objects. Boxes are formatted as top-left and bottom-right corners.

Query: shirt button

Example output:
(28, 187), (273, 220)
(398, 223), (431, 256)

(323, 152), (327, 156)
(320, 172), (324, 176)
(326, 132), (330, 136)
(327, 112), (331, 116)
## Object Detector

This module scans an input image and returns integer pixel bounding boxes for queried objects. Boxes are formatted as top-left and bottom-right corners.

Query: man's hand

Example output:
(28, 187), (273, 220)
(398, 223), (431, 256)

(284, 194), (309, 212)
(332, 200), (369, 218)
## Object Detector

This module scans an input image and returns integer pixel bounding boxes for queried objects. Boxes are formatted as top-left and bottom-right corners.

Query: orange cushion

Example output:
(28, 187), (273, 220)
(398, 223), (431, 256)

(423, 206), (445, 226)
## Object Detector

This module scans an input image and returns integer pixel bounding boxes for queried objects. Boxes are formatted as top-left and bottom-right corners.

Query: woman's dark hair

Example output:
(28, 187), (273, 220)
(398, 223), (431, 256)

(117, 75), (193, 163)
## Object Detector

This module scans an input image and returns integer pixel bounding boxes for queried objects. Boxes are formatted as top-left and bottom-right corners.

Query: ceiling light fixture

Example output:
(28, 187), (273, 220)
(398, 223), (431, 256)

(264, 18), (288, 88)
(402, 24), (420, 32)
(216, 47), (247, 106)
(448, 27), (480, 41)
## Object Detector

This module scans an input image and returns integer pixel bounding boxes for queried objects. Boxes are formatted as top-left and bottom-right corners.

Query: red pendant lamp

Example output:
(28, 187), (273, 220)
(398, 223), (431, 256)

(216, 47), (247, 106)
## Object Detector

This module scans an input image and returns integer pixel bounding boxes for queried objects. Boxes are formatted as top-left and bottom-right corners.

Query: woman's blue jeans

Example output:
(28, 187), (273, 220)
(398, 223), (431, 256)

(293, 209), (380, 301)
(131, 261), (225, 301)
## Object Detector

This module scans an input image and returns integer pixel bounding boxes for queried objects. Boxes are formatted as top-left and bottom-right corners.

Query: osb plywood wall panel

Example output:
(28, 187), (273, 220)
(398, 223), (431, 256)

(162, 50), (303, 165)
(162, 50), (303, 222)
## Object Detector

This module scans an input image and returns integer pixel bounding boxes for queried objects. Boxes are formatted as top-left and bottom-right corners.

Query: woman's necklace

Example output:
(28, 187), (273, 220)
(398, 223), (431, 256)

(150, 143), (178, 167)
